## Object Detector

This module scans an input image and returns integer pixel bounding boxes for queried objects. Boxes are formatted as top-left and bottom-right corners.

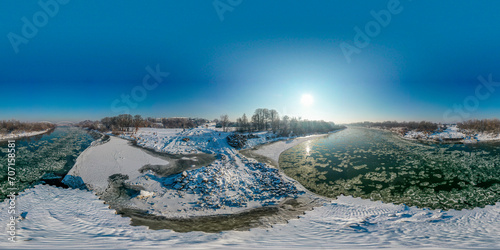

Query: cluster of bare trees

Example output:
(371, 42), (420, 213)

(362, 121), (439, 134)
(233, 108), (344, 136)
(0, 120), (56, 135)
(99, 114), (141, 132)
(158, 117), (208, 129)
(77, 120), (102, 131)
(248, 108), (281, 133)
(79, 115), (209, 133)
(457, 119), (500, 134)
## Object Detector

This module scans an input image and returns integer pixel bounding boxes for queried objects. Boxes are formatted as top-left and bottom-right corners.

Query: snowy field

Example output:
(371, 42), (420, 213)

(1, 185), (498, 249)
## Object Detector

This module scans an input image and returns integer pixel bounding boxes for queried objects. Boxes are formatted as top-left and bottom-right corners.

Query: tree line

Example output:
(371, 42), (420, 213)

(354, 119), (500, 135)
(355, 120), (439, 134)
(78, 114), (209, 133)
(223, 108), (344, 136)
(0, 120), (56, 135)
(77, 110), (344, 136)
(457, 119), (500, 134)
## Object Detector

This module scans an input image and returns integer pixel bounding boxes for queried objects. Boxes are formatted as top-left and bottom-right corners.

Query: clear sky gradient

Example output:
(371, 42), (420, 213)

(1, 0), (499, 123)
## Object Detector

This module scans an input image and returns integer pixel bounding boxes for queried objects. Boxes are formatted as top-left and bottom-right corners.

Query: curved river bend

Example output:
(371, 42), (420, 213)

(279, 127), (500, 210)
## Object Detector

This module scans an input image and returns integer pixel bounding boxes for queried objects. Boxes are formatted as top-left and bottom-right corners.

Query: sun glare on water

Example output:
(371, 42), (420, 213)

(301, 94), (314, 107)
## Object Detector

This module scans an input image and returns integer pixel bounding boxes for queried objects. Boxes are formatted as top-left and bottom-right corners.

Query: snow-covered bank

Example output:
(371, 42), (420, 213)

(0, 129), (51, 141)
(63, 128), (306, 218)
(383, 125), (500, 144)
(2, 185), (499, 249)
(63, 136), (170, 194)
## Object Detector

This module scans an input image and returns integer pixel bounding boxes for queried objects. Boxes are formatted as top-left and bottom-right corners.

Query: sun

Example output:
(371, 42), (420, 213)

(301, 94), (314, 107)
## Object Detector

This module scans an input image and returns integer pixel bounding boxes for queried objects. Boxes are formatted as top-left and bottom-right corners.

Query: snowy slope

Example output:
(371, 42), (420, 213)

(64, 129), (305, 218)
(121, 127), (231, 154)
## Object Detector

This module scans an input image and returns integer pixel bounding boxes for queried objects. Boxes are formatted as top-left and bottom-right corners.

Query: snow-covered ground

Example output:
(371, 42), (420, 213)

(401, 125), (500, 143)
(476, 132), (500, 141)
(1, 185), (499, 249)
(63, 136), (171, 194)
(0, 129), (51, 141)
(63, 128), (306, 218)
(120, 127), (229, 154)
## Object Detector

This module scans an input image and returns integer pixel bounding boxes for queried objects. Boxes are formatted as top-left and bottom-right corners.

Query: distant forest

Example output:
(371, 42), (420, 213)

(457, 119), (500, 134)
(78, 115), (209, 133)
(228, 108), (344, 136)
(0, 120), (56, 135)
(352, 121), (439, 134)
(352, 119), (500, 134)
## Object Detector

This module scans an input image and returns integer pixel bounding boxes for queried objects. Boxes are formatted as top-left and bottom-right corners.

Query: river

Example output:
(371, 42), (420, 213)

(0, 127), (97, 199)
(279, 127), (500, 210)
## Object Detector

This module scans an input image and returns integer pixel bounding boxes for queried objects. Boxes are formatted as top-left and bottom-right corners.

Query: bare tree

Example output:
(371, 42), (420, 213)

(269, 109), (280, 133)
(133, 115), (143, 133)
(220, 114), (229, 132)
(253, 108), (270, 131)
(237, 113), (250, 132)
(251, 113), (259, 131)
(262, 108), (270, 130)
(280, 115), (290, 136)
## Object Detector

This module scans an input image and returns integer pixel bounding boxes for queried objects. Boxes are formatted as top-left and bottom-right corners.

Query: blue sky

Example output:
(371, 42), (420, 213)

(1, 0), (500, 123)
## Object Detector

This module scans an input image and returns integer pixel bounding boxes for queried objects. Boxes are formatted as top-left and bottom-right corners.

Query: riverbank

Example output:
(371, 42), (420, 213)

(0, 128), (52, 141)
(371, 125), (500, 144)
(63, 128), (314, 221)
(241, 129), (344, 167)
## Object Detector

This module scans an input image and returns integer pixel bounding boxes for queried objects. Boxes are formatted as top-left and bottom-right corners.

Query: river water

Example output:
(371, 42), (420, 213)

(279, 127), (500, 210)
(0, 127), (96, 199)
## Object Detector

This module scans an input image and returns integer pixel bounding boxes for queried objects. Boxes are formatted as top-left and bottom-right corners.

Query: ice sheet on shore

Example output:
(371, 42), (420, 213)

(402, 124), (500, 143)
(0, 129), (51, 141)
(1, 185), (499, 249)
(63, 136), (170, 194)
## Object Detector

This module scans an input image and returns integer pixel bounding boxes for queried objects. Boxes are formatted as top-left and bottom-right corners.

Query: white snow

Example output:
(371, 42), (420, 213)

(1, 185), (499, 249)
(63, 136), (170, 194)
(402, 124), (500, 143)
(63, 128), (305, 218)
(121, 127), (231, 154)
(473, 131), (500, 142)
(0, 129), (51, 141)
